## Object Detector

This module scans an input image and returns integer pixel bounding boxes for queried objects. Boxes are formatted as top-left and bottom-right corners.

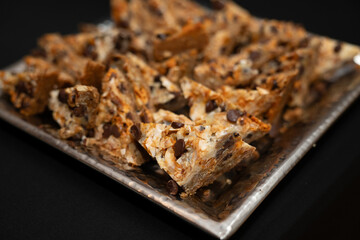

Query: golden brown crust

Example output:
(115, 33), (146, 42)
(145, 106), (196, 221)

(153, 109), (193, 125)
(153, 22), (209, 61)
(79, 61), (106, 92)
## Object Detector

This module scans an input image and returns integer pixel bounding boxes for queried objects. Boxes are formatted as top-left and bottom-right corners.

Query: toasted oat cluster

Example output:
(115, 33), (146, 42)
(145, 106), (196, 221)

(1, 0), (359, 196)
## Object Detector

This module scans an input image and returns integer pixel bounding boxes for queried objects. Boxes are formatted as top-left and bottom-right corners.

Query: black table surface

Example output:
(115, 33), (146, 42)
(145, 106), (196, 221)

(1, 1), (360, 239)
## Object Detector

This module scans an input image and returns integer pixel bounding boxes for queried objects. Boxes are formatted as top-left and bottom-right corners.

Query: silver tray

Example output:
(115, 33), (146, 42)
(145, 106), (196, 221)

(1, 49), (360, 239)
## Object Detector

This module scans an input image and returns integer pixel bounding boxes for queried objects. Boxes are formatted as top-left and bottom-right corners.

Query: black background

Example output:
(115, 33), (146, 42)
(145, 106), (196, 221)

(1, 1), (360, 239)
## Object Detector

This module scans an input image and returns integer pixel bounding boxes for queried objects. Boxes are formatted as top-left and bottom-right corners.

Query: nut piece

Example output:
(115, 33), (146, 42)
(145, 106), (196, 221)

(167, 180), (179, 195)
(171, 122), (185, 129)
(226, 110), (244, 123)
(130, 124), (142, 141)
(173, 139), (186, 159)
(153, 22), (209, 61)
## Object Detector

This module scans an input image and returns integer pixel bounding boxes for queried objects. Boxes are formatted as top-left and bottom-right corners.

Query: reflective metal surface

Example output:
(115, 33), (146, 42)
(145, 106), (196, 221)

(1, 54), (360, 239)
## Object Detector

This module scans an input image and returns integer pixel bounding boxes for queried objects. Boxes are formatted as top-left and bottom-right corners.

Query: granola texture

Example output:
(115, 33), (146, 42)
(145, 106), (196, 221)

(1, 0), (359, 195)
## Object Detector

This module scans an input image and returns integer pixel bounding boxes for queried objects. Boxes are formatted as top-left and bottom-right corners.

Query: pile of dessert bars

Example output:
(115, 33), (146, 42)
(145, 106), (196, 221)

(1, 0), (359, 196)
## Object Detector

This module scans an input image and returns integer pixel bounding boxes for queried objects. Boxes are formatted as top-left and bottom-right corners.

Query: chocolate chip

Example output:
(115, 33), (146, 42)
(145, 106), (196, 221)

(73, 105), (86, 117)
(156, 33), (168, 40)
(126, 112), (134, 120)
(211, 0), (225, 10)
(15, 81), (33, 97)
(70, 133), (82, 141)
(52, 57), (58, 64)
(149, 5), (163, 16)
(31, 47), (47, 58)
(334, 42), (342, 53)
(205, 100), (218, 113)
(58, 89), (69, 104)
(199, 126), (205, 131)
(114, 32), (131, 53)
(226, 110), (243, 123)
(154, 74), (162, 82)
(87, 128), (95, 138)
(102, 122), (112, 138)
(226, 71), (234, 78)
(173, 139), (186, 159)
(171, 122), (184, 129)
(272, 80), (278, 90)
(299, 37), (309, 48)
(278, 39), (288, 46)
(110, 124), (121, 138)
(83, 42), (98, 60)
(117, 19), (129, 28)
(166, 180), (179, 195)
(130, 124), (142, 141)
(140, 112), (151, 123)
(270, 25), (278, 34)
(112, 55), (121, 62)
(249, 50), (261, 61)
